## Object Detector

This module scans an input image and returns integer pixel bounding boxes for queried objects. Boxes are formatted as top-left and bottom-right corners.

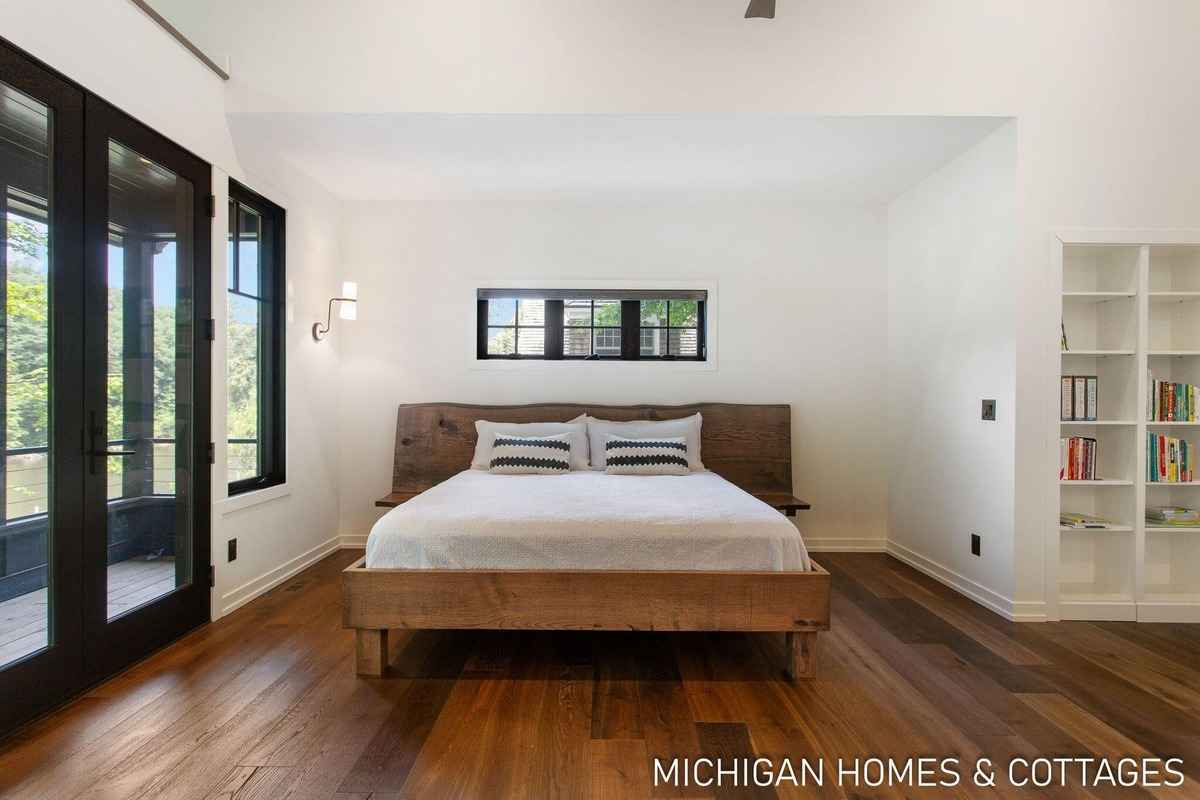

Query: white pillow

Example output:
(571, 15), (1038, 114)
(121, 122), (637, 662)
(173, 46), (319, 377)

(584, 413), (704, 471)
(471, 416), (590, 471)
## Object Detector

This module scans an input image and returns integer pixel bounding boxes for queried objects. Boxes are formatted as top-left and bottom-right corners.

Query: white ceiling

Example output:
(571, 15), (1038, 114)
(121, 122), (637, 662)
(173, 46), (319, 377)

(227, 113), (1007, 203)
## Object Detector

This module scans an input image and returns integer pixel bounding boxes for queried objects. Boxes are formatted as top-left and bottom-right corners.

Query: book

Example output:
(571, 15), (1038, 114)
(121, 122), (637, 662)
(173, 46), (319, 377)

(1059, 436), (1098, 480)
(1147, 506), (1200, 526)
(1060, 511), (1112, 529)
(1061, 375), (1099, 421)
(1147, 505), (1200, 521)
(1149, 377), (1199, 421)
(1147, 433), (1194, 482)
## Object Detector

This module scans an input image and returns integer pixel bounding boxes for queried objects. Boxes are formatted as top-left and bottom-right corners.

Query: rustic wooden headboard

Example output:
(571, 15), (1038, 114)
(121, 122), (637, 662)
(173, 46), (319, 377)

(383, 402), (794, 503)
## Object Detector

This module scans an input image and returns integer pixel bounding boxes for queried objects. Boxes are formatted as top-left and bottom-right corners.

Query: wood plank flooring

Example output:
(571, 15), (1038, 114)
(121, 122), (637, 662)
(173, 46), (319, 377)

(0, 558), (175, 666)
(1, 551), (1197, 799)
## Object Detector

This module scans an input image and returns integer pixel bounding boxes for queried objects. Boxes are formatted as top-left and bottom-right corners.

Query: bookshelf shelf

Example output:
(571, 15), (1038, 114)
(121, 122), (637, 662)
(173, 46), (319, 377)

(1062, 291), (1136, 304)
(1055, 239), (1200, 622)
(1149, 291), (1200, 304)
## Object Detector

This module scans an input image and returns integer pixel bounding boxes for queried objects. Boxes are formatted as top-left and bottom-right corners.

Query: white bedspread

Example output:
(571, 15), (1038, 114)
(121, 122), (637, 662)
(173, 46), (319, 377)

(365, 470), (811, 572)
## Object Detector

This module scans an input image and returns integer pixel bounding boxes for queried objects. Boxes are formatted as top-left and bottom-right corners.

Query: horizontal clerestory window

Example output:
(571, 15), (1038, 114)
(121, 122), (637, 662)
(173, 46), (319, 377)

(476, 289), (706, 361)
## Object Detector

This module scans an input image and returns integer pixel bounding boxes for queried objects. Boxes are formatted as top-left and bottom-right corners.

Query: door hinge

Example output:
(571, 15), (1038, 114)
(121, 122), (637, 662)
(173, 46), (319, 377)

(205, 318), (216, 341)
(205, 194), (216, 218)
(209, 565), (215, 588)
(207, 442), (215, 465)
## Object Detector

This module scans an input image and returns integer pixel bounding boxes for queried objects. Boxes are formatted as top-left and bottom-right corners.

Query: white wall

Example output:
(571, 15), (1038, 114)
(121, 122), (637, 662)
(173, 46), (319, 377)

(208, 157), (345, 617)
(174, 0), (1200, 616)
(886, 123), (1019, 614)
(1, 0), (345, 619)
(336, 192), (889, 551)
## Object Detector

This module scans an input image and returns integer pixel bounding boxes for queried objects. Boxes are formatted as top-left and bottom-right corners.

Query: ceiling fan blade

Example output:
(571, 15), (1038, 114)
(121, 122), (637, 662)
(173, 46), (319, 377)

(745, 0), (776, 18)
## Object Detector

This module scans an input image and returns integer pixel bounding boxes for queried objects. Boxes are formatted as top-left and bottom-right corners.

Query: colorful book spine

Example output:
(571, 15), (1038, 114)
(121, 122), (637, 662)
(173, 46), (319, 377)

(1147, 433), (1194, 482)
(1060, 436), (1098, 480)
(1149, 379), (1200, 421)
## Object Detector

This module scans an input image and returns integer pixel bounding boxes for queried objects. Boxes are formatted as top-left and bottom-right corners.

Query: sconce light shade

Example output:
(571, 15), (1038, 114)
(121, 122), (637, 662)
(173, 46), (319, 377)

(313, 280), (359, 341)
(745, 0), (775, 18)
(339, 281), (358, 320)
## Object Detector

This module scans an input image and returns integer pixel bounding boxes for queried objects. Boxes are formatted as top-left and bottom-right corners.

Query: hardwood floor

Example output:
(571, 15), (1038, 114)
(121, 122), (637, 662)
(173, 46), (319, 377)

(0, 550), (1197, 799)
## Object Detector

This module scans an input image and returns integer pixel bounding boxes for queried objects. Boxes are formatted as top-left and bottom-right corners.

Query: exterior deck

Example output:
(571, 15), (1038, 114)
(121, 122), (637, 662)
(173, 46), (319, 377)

(0, 558), (175, 667)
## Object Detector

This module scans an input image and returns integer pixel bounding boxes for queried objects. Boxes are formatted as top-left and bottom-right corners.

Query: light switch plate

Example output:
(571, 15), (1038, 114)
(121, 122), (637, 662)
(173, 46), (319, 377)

(982, 399), (996, 421)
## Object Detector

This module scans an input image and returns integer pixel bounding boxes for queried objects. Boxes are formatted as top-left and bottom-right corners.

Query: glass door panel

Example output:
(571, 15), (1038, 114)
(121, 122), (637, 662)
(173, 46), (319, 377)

(83, 96), (210, 681)
(101, 139), (194, 620)
(0, 80), (52, 668)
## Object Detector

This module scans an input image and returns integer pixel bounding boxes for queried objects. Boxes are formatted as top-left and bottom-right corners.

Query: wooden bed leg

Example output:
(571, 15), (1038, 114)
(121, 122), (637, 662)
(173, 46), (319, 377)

(355, 629), (389, 677)
(785, 631), (818, 681)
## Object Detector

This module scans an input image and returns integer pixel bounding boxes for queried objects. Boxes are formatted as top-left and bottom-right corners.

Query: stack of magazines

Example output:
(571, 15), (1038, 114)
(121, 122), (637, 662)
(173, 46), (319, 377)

(1146, 506), (1200, 527)
(1060, 512), (1113, 529)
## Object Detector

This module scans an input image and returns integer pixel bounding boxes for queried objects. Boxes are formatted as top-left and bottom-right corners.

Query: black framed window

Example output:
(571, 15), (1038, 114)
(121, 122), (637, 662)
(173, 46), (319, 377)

(483, 298), (545, 357)
(227, 181), (285, 494)
(476, 289), (706, 361)
(564, 298), (622, 358)
(639, 299), (701, 357)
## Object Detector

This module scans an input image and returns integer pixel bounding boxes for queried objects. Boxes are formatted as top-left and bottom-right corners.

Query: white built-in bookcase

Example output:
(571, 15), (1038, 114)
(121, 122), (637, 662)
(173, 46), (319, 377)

(1054, 236), (1200, 622)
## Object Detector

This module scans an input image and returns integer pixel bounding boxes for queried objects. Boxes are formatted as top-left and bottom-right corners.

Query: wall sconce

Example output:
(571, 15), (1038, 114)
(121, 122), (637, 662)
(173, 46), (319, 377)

(312, 281), (358, 341)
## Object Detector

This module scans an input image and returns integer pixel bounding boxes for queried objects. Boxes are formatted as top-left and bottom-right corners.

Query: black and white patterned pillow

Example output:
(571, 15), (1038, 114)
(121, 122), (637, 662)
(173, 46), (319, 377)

(603, 434), (690, 475)
(488, 433), (573, 474)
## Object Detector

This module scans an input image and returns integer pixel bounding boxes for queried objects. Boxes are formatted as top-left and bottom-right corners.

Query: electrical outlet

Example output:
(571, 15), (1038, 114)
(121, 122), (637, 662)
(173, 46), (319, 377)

(971, 533), (981, 557)
(228, 538), (237, 562)
(981, 399), (996, 421)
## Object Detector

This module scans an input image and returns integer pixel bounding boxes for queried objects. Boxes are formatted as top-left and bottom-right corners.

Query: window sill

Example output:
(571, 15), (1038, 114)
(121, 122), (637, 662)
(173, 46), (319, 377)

(217, 482), (290, 516)
(469, 357), (717, 372)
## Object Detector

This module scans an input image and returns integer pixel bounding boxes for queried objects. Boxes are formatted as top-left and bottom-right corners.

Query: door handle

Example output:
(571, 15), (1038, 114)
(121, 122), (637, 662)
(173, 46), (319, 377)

(87, 411), (139, 474)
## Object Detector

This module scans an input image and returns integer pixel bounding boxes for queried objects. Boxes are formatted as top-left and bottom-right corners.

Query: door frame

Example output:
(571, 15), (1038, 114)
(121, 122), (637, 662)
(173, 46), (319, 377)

(81, 96), (212, 679)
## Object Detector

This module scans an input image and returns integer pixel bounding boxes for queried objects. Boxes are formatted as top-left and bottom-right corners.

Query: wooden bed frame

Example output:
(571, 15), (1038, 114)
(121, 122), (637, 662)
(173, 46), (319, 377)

(343, 402), (830, 680)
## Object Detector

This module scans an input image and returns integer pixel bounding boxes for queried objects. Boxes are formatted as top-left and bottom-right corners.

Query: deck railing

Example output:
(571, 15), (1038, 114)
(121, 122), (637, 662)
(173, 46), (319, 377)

(2, 438), (257, 522)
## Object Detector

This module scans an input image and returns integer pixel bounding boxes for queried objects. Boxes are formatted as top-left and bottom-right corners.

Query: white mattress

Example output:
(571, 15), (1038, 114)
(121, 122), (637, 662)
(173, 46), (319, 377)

(365, 470), (811, 572)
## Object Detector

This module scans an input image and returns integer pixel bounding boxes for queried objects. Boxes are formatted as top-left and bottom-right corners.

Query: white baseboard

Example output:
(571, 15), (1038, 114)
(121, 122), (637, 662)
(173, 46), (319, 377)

(339, 534), (368, 549)
(219, 535), (342, 617)
(1137, 602), (1200, 623)
(805, 537), (887, 553)
(885, 540), (1045, 622)
(1008, 600), (1049, 622)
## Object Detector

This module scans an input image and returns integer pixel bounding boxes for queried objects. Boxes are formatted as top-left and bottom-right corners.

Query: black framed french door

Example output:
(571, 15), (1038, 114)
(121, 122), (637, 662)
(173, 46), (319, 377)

(81, 96), (211, 679)
(0, 37), (211, 735)
(0, 37), (86, 735)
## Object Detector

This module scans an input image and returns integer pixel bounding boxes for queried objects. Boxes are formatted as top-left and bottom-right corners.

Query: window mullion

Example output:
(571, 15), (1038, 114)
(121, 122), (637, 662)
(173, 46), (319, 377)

(620, 300), (639, 360)
(545, 300), (563, 359)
